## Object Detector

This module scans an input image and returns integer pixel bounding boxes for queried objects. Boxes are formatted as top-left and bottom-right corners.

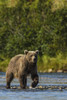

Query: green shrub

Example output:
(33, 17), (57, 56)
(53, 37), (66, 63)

(0, 55), (10, 72)
(38, 53), (67, 72)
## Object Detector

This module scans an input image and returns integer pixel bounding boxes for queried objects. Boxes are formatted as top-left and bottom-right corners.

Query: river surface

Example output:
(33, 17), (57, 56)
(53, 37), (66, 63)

(0, 72), (67, 100)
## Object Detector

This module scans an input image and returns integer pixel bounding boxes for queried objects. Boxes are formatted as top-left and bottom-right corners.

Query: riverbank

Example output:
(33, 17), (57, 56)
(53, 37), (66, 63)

(38, 53), (67, 73)
(0, 54), (67, 72)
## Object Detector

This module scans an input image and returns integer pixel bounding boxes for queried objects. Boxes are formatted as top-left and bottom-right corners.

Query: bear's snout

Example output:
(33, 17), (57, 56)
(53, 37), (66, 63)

(33, 57), (36, 62)
(33, 56), (37, 63)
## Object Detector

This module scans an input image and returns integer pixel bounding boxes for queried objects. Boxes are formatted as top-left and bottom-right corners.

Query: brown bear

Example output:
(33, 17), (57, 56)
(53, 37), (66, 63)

(6, 50), (39, 89)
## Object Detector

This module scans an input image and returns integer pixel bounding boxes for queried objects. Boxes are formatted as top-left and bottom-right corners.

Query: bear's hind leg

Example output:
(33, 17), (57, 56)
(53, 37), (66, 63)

(6, 72), (14, 89)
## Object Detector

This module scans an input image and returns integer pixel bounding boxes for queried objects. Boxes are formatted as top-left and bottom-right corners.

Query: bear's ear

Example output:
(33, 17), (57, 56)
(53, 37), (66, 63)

(24, 50), (28, 55)
(36, 50), (39, 54)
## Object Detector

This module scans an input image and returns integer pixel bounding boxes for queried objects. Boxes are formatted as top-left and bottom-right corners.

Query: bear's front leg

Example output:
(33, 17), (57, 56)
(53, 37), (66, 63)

(31, 74), (39, 88)
(19, 75), (27, 89)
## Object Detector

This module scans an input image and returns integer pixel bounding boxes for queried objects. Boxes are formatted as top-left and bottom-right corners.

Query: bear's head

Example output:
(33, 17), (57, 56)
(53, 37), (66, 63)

(24, 50), (39, 64)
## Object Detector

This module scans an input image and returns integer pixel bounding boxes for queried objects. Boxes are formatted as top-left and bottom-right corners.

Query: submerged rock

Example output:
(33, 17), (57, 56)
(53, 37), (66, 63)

(0, 85), (67, 91)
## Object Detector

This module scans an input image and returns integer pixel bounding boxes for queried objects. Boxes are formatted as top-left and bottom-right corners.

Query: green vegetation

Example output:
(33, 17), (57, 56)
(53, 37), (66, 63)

(0, 0), (67, 72)
(0, 55), (10, 72)
(38, 53), (67, 72)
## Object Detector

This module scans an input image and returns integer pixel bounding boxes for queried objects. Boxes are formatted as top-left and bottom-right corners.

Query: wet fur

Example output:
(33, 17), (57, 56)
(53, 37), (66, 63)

(6, 51), (39, 89)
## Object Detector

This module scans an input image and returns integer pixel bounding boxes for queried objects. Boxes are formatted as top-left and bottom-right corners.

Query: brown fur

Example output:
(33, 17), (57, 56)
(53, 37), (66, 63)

(6, 50), (39, 89)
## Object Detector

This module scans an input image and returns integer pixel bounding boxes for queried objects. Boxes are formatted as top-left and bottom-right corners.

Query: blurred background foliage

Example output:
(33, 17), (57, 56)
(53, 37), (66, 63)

(0, 0), (67, 72)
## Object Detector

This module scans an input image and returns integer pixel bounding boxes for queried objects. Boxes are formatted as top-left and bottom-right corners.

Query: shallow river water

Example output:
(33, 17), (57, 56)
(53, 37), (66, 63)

(0, 72), (67, 100)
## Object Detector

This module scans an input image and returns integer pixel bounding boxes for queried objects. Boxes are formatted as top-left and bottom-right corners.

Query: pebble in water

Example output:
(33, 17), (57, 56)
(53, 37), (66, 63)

(0, 85), (67, 91)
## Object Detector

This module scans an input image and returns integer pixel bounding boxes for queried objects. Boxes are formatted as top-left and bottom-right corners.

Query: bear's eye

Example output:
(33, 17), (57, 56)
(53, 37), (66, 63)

(30, 55), (33, 57)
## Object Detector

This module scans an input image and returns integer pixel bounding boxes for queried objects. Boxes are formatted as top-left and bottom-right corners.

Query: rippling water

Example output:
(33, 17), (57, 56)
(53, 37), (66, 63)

(0, 72), (67, 100)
